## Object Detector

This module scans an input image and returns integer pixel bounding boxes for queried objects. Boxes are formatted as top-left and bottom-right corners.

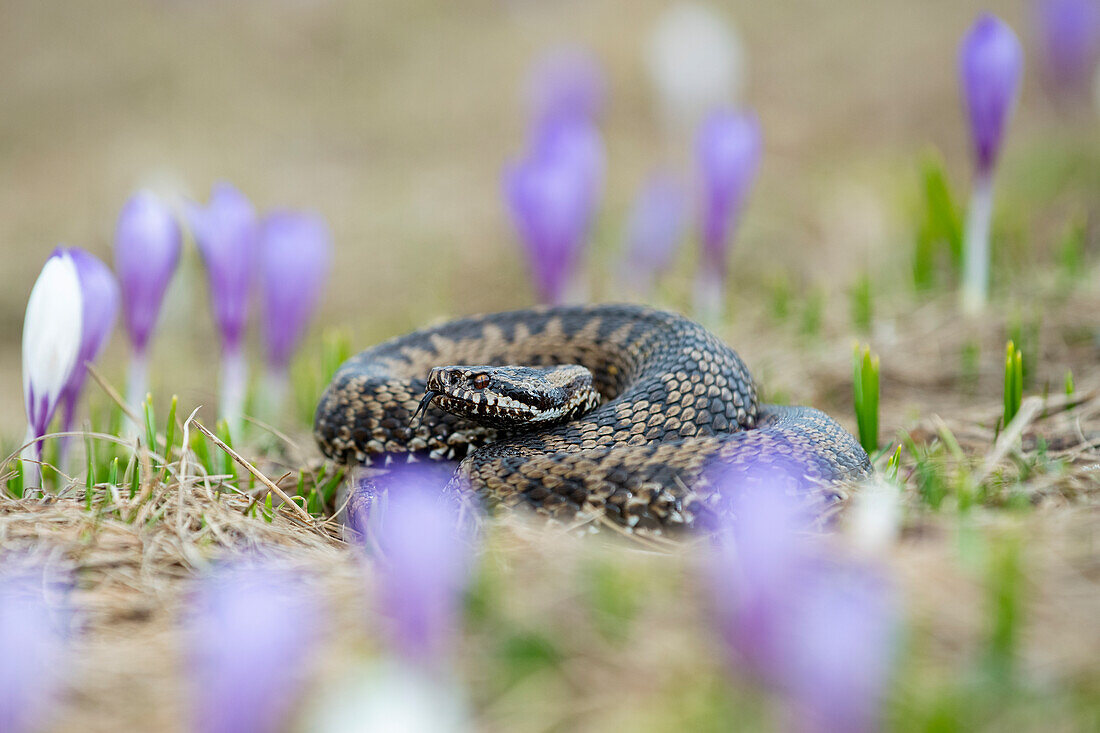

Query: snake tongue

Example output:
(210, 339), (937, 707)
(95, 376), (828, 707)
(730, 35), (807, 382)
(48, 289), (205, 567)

(410, 390), (437, 428)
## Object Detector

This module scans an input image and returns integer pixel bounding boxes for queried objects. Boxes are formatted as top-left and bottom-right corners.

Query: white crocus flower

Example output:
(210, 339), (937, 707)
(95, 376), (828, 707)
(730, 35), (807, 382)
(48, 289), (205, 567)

(647, 3), (745, 142)
(309, 660), (471, 733)
(22, 250), (84, 491)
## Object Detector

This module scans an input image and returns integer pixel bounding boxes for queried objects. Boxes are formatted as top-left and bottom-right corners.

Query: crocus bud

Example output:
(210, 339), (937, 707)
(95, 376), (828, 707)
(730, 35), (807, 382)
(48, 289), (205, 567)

(0, 559), (73, 733)
(695, 108), (761, 319)
(188, 558), (319, 733)
(959, 13), (1024, 180)
(1035, 0), (1100, 95)
(57, 249), (119, 458)
(257, 211), (332, 417)
(114, 191), (181, 415)
(114, 191), (182, 355)
(187, 183), (258, 355)
(504, 119), (604, 304)
(958, 13), (1023, 312)
(526, 46), (606, 131)
(187, 182), (258, 435)
(619, 173), (688, 296)
(22, 250), (84, 490)
(255, 210), (332, 421)
(349, 464), (476, 669)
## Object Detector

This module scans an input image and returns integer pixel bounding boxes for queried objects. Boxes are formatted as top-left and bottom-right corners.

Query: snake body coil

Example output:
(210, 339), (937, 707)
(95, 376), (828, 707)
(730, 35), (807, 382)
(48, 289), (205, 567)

(314, 304), (871, 531)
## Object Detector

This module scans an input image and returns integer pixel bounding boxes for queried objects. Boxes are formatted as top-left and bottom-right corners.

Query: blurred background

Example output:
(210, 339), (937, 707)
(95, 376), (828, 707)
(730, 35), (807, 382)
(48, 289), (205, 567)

(0, 0), (1095, 436)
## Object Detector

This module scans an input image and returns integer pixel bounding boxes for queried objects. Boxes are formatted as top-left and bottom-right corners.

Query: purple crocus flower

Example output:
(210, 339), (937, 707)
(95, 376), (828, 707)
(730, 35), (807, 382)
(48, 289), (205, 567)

(525, 47), (606, 131)
(188, 557), (319, 733)
(960, 14), (1024, 179)
(504, 119), (604, 304)
(1035, 0), (1100, 93)
(695, 109), (762, 320)
(958, 14), (1023, 312)
(257, 211), (332, 416)
(187, 182), (258, 436)
(22, 250), (83, 490)
(114, 191), (182, 413)
(348, 464), (477, 668)
(0, 560), (73, 733)
(619, 173), (689, 295)
(708, 461), (898, 733)
(57, 248), (120, 460)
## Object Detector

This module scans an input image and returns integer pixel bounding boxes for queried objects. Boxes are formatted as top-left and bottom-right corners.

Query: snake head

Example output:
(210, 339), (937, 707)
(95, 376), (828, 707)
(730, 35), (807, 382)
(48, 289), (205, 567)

(414, 364), (601, 429)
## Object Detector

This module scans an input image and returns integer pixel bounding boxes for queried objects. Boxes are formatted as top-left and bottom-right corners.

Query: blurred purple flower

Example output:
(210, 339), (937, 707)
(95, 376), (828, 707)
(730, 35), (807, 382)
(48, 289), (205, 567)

(708, 461), (898, 733)
(504, 119), (604, 304)
(58, 248), (120, 446)
(115, 191), (182, 354)
(526, 47), (606, 131)
(348, 464), (477, 668)
(187, 182), (258, 354)
(22, 250), (83, 489)
(187, 182), (258, 434)
(620, 173), (689, 293)
(258, 211), (332, 371)
(959, 14), (1024, 179)
(1035, 0), (1100, 92)
(0, 560), (73, 733)
(188, 557), (319, 733)
(696, 108), (762, 273)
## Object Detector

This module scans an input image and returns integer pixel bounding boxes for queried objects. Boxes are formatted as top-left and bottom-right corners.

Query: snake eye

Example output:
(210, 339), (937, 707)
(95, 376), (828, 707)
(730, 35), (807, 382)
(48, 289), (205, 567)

(472, 373), (490, 389)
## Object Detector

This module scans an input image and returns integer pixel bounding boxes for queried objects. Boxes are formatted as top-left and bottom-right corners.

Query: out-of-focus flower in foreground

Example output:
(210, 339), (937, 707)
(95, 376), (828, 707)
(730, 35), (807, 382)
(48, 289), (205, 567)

(958, 13), (1023, 312)
(1035, 0), (1100, 94)
(347, 464), (477, 669)
(187, 182), (258, 437)
(619, 173), (689, 297)
(0, 559), (73, 733)
(114, 191), (182, 413)
(694, 108), (762, 321)
(309, 659), (472, 733)
(526, 46), (606, 131)
(21, 250), (84, 491)
(57, 248), (119, 461)
(647, 2), (745, 137)
(257, 210), (332, 418)
(188, 557), (319, 733)
(708, 462), (898, 733)
(504, 119), (605, 305)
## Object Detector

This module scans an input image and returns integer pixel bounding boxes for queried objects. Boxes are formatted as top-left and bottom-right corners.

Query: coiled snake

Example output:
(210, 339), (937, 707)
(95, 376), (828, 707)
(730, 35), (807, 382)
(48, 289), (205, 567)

(314, 304), (871, 531)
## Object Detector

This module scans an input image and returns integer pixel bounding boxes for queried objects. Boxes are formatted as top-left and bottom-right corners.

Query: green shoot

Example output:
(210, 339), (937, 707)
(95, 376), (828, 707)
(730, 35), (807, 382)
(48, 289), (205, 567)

(799, 288), (824, 337)
(107, 457), (119, 489)
(1057, 215), (1086, 284)
(215, 419), (237, 486)
(1064, 369), (1074, 396)
(849, 272), (873, 333)
(766, 271), (793, 322)
(143, 394), (157, 462)
(853, 344), (881, 453)
(885, 445), (902, 483)
(163, 395), (178, 479)
(1003, 341), (1023, 427)
(913, 150), (963, 290)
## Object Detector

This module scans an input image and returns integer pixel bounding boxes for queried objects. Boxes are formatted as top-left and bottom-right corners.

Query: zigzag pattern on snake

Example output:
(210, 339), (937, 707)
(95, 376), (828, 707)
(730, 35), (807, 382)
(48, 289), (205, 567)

(314, 304), (871, 531)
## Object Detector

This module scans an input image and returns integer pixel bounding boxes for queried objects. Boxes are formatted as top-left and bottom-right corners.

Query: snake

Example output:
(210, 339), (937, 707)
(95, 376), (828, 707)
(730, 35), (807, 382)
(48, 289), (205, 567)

(314, 303), (871, 532)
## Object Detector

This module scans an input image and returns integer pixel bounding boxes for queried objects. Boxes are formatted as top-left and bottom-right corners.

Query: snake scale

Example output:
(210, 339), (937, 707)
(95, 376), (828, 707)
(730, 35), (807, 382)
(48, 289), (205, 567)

(314, 304), (871, 531)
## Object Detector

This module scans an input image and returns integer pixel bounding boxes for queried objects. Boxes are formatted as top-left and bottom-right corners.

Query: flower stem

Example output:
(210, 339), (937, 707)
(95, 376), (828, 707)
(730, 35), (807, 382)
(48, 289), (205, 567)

(961, 173), (994, 314)
(219, 346), (248, 441)
(259, 364), (290, 424)
(20, 426), (42, 496)
(693, 267), (725, 326)
(125, 349), (150, 437)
